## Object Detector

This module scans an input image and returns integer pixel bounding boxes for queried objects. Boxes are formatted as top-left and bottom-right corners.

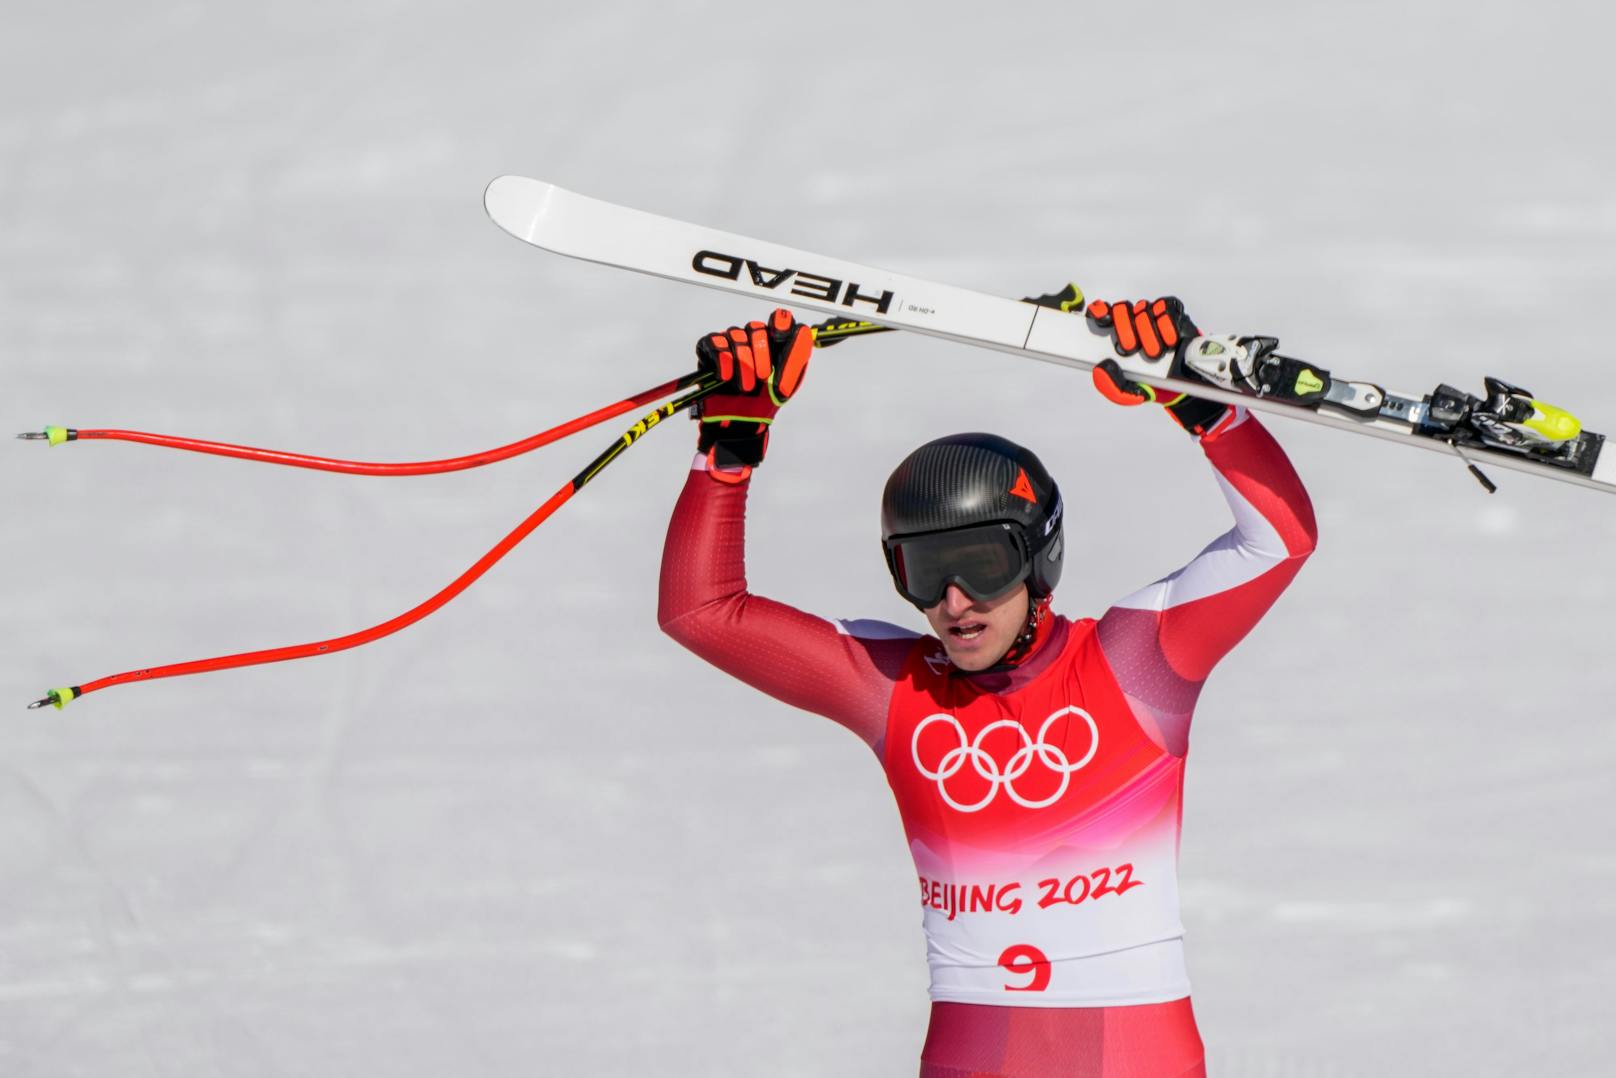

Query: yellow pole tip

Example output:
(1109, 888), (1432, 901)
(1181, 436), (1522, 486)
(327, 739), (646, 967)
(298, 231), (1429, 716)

(27, 688), (74, 710)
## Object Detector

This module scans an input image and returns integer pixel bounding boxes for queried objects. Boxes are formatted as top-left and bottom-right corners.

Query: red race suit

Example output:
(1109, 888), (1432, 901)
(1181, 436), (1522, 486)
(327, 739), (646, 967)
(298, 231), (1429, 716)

(659, 408), (1316, 1076)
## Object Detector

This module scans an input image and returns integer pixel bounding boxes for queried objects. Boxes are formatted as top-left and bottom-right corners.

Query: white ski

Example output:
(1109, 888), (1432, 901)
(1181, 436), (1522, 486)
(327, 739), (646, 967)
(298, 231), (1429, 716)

(483, 175), (1613, 496)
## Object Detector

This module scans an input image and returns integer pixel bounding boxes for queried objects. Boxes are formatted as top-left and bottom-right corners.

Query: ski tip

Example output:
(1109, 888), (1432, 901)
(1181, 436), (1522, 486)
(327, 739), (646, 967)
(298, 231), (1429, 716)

(482, 173), (525, 201)
(483, 175), (558, 238)
(483, 174), (523, 224)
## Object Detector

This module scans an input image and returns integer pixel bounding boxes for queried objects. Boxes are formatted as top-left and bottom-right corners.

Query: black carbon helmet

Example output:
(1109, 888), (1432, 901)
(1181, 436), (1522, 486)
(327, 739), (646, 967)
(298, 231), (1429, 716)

(881, 433), (1064, 608)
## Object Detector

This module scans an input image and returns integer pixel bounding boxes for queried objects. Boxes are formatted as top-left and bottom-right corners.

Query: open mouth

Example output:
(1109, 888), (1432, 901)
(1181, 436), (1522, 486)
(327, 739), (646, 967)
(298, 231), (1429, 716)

(949, 623), (987, 641)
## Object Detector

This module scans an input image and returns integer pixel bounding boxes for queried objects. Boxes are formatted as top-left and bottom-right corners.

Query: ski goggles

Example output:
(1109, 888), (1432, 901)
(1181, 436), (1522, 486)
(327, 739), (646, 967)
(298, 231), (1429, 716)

(883, 522), (1031, 609)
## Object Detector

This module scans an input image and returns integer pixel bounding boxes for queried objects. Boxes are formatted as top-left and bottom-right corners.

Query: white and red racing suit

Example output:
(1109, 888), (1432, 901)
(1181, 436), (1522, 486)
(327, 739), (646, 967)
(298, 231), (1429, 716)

(658, 408), (1316, 1078)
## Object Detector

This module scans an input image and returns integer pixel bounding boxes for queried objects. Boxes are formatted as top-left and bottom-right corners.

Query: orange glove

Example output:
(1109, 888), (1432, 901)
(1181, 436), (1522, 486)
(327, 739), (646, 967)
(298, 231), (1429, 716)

(694, 308), (813, 476)
(1085, 296), (1197, 361)
(1085, 296), (1231, 436)
(1091, 359), (1232, 436)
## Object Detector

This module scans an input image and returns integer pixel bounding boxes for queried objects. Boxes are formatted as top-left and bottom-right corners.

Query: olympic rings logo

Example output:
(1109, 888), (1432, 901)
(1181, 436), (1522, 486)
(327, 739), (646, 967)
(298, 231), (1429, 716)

(911, 707), (1099, 814)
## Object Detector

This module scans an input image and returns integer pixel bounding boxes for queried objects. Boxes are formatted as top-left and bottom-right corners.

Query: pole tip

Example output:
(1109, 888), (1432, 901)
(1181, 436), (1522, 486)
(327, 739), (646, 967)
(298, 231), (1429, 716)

(17, 427), (71, 445)
(27, 687), (75, 710)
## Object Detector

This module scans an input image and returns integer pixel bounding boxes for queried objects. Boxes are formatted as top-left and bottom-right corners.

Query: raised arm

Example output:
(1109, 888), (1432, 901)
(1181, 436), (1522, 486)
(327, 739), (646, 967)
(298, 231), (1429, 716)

(657, 311), (912, 750)
(1084, 297), (1318, 755)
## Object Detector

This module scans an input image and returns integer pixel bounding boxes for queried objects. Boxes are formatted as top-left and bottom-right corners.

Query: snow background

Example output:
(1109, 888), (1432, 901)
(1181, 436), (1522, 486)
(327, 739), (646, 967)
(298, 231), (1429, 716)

(3, 1), (1614, 1074)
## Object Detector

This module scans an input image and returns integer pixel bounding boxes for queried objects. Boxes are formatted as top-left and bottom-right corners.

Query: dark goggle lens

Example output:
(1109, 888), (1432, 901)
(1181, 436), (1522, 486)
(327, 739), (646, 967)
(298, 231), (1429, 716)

(888, 524), (1029, 607)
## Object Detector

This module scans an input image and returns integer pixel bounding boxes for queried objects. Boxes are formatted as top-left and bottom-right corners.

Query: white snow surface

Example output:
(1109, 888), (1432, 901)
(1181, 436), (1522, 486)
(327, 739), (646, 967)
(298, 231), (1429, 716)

(3, 3), (1615, 1075)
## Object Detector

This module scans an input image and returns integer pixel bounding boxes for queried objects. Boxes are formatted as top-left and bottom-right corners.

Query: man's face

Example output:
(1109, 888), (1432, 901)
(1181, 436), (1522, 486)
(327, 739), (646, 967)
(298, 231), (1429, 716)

(924, 582), (1030, 672)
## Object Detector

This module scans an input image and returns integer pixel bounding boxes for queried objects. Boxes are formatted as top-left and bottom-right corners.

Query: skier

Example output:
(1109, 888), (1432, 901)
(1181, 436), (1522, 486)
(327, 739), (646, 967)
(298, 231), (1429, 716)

(659, 296), (1317, 1078)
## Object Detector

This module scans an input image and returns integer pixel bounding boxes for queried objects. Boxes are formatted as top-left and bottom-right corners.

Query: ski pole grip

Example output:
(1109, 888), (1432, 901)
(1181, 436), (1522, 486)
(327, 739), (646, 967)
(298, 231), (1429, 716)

(1021, 284), (1085, 313)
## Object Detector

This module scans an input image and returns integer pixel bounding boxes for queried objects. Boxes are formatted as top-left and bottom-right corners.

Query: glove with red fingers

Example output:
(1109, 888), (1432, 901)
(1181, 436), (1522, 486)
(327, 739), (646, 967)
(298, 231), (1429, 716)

(1085, 295), (1197, 361)
(694, 307), (813, 478)
(1085, 295), (1232, 436)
